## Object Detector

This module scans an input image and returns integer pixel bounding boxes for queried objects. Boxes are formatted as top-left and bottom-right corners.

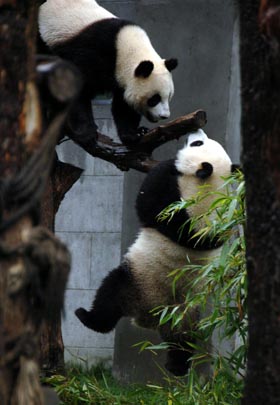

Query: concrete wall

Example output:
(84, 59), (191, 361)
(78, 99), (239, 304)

(55, 0), (240, 379)
(110, 0), (240, 383)
(56, 103), (123, 368)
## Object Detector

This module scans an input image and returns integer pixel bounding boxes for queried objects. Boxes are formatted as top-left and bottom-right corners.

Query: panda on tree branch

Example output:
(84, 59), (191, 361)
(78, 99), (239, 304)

(39, 0), (178, 147)
(75, 130), (239, 376)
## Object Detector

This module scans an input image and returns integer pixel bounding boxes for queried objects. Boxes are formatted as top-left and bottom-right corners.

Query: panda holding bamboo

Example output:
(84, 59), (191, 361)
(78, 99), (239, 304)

(75, 130), (238, 376)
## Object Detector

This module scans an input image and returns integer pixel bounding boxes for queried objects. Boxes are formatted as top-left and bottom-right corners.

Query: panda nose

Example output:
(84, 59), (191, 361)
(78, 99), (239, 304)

(160, 115), (168, 120)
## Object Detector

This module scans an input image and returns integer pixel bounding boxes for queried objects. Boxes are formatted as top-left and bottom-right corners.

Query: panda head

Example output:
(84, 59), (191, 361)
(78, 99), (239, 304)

(175, 129), (234, 180)
(123, 57), (178, 123)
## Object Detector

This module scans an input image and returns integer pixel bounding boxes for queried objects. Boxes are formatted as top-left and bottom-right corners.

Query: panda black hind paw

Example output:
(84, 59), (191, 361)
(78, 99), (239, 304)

(75, 307), (91, 327)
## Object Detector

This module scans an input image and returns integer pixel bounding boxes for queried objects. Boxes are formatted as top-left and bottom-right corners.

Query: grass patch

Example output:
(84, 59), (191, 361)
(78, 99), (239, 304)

(43, 364), (243, 405)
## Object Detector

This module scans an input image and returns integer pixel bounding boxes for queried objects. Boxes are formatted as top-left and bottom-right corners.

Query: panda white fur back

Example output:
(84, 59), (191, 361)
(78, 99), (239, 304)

(39, 0), (178, 145)
(39, 0), (117, 46)
(75, 130), (237, 376)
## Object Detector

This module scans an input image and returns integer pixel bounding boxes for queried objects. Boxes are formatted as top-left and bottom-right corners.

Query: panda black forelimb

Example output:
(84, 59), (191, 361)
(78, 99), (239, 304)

(111, 89), (144, 145)
(65, 95), (99, 150)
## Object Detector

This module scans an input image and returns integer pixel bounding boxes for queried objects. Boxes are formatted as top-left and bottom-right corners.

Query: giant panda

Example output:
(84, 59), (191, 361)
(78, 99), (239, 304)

(39, 0), (178, 146)
(75, 129), (237, 376)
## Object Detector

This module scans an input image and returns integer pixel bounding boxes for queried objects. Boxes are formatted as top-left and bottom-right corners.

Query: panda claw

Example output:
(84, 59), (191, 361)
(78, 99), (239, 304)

(120, 128), (149, 145)
(137, 126), (149, 136)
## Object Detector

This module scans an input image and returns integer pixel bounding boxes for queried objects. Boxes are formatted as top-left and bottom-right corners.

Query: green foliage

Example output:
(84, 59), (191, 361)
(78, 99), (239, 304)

(139, 171), (247, 399)
(43, 365), (243, 405)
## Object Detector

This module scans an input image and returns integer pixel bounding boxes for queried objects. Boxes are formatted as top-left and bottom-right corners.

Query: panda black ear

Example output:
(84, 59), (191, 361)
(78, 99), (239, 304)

(165, 58), (178, 72)
(231, 164), (242, 173)
(135, 61), (154, 78)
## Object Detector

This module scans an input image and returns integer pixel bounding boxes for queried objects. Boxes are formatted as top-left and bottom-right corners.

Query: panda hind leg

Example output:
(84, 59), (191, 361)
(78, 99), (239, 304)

(165, 343), (194, 376)
(75, 262), (134, 333)
(160, 329), (194, 376)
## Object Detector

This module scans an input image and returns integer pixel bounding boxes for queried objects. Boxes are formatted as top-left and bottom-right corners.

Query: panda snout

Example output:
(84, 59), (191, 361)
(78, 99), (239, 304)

(195, 162), (213, 179)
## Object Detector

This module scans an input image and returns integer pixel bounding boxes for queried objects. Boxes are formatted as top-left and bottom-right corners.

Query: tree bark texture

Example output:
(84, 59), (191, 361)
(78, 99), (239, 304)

(40, 161), (82, 374)
(0, 1), (40, 175)
(82, 109), (207, 172)
(0, 2), (72, 404)
(0, 4), (42, 402)
(240, 1), (280, 403)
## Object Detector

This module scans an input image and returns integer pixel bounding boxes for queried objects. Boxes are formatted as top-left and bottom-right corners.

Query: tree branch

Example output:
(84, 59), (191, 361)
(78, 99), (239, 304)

(79, 109), (207, 173)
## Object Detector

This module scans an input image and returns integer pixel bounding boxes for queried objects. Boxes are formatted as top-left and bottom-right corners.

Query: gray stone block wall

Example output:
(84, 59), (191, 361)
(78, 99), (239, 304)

(109, 0), (241, 383)
(55, 104), (123, 368)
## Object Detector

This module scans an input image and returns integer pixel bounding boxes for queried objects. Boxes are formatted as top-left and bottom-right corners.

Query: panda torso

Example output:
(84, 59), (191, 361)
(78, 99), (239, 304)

(74, 130), (235, 376)
(39, 0), (117, 47)
(127, 130), (233, 328)
(125, 227), (221, 329)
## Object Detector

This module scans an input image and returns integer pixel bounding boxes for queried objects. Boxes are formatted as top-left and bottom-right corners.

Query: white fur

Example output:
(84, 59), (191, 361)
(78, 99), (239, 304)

(126, 228), (221, 314)
(124, 133), (231, 330)
(175, 130), (232, 224)
(39, 0), (116, 46)
(115, 25), (174, 121)
(39, 0), (175, 122)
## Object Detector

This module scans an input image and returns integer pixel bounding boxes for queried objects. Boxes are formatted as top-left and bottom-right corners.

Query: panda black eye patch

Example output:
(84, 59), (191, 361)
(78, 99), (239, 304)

(147, 94), (161, 107)
(190, 140), (204, 147)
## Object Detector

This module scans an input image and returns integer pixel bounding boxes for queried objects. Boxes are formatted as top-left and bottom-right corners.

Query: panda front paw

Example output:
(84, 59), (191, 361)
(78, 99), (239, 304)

(119, 127), (149, 145)
(137, 126), (149, 136)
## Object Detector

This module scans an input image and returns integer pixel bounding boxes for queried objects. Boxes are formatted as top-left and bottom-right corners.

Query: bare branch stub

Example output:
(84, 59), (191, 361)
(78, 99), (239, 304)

(82, 109), (207, 173)
(139, 109), (207, 150)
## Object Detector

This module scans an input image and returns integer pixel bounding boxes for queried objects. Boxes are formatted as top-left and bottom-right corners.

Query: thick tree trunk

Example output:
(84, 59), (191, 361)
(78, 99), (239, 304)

(0, 2), (39, 173)
(0, 2), (73, 403)
(40, 162), (82, 374)
(240, 1), (280, 403)
(0, 3), (44, 404)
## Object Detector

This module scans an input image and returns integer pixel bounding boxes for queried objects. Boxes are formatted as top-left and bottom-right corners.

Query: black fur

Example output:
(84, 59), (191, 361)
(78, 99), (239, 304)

(231, 163), (241, 172)
(111, 88), (142, 144)
(196, 162), (213, 179)
(51, 18), (140, 145)
(165, 58), (178, 72)
(136, 159), (222, 250)
(165, 345), (193, 376)
(52, 19), (133, 96)
(135, 60), (154, 78)
(48, 18), (155, 145)
(75, 262), (136, 333)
